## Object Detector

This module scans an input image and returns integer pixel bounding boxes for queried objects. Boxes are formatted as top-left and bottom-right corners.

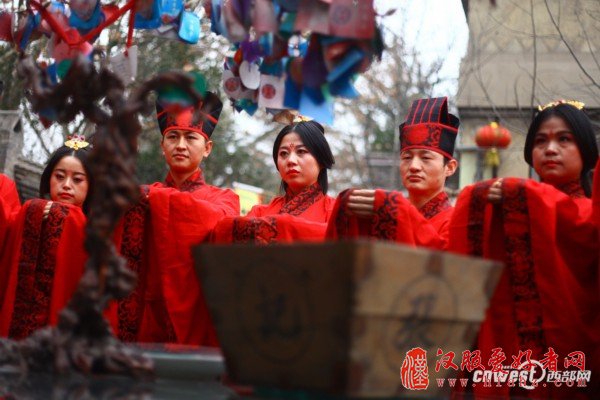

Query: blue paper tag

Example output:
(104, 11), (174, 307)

(274, 0), (300, 12)
(279, 12), (296, 35)
(134, 0), (162, 29)
(258, 33), (273, 57)
(160, 0), (183, 23)
(283, 78), (301, 109)
(259, 60), (283, 76)
(326, 48), (364, 83)
(329, 71), (359, 99)
(19, 14), (41, 51)
(69, 1), (102, 30)
(299, 87), (333, 125)
(210, 0), (228, 36)
(46, 63), (58, 85)
(178, 10), (200, 44)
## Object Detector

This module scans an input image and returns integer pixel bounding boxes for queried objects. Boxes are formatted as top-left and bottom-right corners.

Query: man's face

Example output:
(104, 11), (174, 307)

(400, 149), (456, 197)
(161, 129), (212, 174)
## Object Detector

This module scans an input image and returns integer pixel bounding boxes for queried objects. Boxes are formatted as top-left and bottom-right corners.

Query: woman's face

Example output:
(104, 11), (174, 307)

(532, 116), (583, 186)
(49, 155), (89, 207)
(276, 132), (321, 194)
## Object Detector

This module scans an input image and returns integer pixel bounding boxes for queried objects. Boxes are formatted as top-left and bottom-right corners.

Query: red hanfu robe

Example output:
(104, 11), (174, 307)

(449, 178), (599, 399)
(0, 174), (21, 251)
(115, 169), (239, 346)
(594, 159), (600, 278)
(326, 189), (451, 249)
(0, 199), (87, 339)
(211, 183), (335, 244)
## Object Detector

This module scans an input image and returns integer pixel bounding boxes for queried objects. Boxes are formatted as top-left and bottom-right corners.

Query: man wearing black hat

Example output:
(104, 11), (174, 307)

(114, 92), (240, 346)
(332, 97), (458, 248)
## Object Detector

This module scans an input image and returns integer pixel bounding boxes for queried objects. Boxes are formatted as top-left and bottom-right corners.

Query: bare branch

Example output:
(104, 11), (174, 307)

(543, 0), (600, 89)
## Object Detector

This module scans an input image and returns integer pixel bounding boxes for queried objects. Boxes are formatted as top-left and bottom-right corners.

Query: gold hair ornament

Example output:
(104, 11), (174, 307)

(537, 100), (585, 112)
(64, 135), (90, 151)
(272, 110), (313, 125)
(292, 114), (312, 123)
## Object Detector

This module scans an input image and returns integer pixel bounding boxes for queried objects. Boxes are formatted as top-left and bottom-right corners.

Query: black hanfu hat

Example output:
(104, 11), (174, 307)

(399, 97), (459, 160)
(156, 91), (223, 140)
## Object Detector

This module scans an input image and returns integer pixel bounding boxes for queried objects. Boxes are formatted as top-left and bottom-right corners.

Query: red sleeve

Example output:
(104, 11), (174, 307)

(0, 175), (20, 254)
(211, 214), (328, 244)
(0, 174), (21, 216)
(144, 185), (239, 345)
(594, 159), (600, 228)
(0, 200), (87, 338)
(326, 189), (445, 249)
(213, 194), (334, 244)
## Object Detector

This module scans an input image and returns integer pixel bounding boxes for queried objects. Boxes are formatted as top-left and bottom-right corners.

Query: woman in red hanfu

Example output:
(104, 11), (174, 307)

(112, 93), (240, 346)
(211, 119), (335, 244)
(327, 97), (458, 250)
(0, 138), (91, 339)
(450, 101), (599, 399)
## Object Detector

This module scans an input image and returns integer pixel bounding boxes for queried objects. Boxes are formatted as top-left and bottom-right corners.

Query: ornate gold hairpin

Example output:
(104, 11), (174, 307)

(64, 135), (90, 151)
(537, 100), (585, 112)
(293, 114), (312, 123)
(272, 110), (313, 125)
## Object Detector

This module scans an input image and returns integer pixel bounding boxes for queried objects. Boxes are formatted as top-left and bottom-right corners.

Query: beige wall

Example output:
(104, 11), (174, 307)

(457, 0), (600, 188)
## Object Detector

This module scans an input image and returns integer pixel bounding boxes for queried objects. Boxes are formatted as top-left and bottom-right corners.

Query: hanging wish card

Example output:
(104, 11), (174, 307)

(160, 0), (183, 24)
(274, 0), (301, 12)
(0, 11), (12, 42)
(295, 0), (330, 35)
(252, 0), (277, 34)
(70, 0), (100, 21)
(223, 69), (242, 99)
(135, 0), (161, 29)
(239, 60), (261, 90)
(178, 10), (200, 44)
(223, 0), (247, 42)
(329, 0), (375, 39)
(109, 45), (138, 84)
(258, 74), (286, 109)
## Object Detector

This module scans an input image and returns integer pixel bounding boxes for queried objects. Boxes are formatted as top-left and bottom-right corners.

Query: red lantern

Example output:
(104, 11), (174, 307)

(475, 122), (512, 149)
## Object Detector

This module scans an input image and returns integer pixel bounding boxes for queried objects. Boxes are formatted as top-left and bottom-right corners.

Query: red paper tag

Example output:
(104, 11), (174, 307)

(329, 0), (375, 39)
(0, 11), (13, 42)
(295, 0), (330, 35)
(253, 0), (278, 33)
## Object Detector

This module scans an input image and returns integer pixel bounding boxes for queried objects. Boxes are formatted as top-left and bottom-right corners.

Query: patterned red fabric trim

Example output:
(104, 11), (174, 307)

(466, 181), (491, 257)
(164, 169), (206, 192)
(118, 186), (150, 342)
(502, 180), (547, 360)
(231, 217), (278, 244)
(554, 180), (586, 198)
(401, 124), (442, 148)
(280, 183), (323, 216)
(371, 191), (400, 240)
(9, 200), (68, 339)
(333, 190), (353, 236)
(418, 191), (452, 220)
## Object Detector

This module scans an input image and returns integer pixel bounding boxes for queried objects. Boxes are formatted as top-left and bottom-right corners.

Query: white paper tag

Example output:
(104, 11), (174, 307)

(258, 74), (286, 109)
(222, 69), (242, 99)
(157, 23), (175, 33)
(239, 60), (261, 90)
(109, 45), (138, 83)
